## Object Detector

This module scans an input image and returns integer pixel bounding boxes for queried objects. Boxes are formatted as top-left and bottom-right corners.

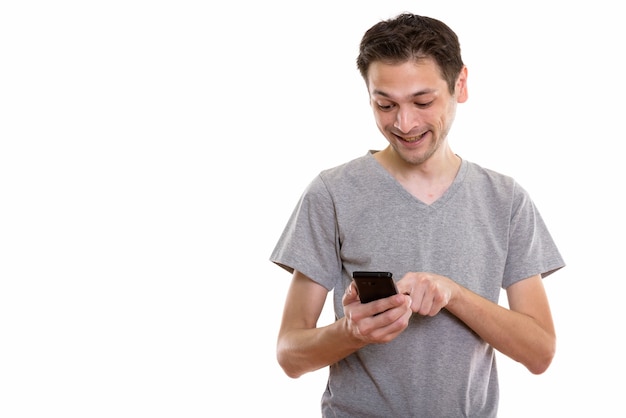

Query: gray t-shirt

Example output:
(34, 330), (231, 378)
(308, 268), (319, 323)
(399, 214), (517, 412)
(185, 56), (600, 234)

(271, 151), (565, 417)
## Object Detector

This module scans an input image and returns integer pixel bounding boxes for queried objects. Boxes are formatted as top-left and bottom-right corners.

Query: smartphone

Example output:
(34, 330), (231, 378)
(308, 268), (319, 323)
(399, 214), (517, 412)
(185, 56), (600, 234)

(352, 271), (398, 303)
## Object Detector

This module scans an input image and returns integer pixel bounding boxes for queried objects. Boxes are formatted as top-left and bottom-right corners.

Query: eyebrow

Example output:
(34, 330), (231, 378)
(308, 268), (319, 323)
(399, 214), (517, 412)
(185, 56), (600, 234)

(371, 89), (437, 99)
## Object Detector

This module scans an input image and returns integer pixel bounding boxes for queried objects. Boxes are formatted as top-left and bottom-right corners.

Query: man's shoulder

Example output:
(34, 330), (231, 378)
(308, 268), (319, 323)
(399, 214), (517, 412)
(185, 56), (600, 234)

(323, 151), (374, 170)
(464, 159), (516, 187)
(319, 151), (376, 180)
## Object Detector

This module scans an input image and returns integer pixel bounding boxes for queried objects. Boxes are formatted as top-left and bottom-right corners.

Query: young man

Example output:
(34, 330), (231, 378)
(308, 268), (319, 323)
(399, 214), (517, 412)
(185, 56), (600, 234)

(270, 13), (564, 417)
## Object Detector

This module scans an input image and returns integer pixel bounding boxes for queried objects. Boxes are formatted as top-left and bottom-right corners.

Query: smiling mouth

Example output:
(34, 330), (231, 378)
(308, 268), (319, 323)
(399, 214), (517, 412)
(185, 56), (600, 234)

(399, 131), (427, 143)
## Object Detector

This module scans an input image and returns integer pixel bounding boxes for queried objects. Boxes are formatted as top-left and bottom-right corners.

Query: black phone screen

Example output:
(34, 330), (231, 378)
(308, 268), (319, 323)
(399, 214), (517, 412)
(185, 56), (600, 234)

(352, 271), (398, 303)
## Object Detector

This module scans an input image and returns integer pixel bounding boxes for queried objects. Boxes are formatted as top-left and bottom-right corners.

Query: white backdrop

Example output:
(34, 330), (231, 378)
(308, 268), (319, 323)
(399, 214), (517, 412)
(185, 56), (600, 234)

(1, 1), (623, 417)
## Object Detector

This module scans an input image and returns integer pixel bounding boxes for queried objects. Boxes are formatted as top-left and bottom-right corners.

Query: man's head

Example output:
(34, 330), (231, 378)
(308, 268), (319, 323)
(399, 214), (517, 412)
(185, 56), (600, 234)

(356, 13), (464, 95)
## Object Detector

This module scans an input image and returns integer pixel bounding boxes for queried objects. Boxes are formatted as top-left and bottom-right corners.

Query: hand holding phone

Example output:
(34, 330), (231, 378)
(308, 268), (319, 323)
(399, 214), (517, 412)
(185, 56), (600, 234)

(352, 271), (398, 303)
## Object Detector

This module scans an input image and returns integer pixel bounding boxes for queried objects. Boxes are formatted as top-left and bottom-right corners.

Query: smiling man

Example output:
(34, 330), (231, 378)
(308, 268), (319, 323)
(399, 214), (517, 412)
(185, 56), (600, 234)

(271, 13), (565, 417)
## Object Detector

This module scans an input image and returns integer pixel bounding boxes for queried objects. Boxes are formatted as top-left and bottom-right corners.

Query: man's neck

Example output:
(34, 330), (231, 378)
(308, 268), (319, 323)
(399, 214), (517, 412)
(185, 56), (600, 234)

(374, 146), (461, 204)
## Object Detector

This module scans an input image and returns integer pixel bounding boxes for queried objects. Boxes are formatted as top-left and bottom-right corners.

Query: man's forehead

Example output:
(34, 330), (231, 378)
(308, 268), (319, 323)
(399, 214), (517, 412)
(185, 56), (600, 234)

(367, 60), (445, 98)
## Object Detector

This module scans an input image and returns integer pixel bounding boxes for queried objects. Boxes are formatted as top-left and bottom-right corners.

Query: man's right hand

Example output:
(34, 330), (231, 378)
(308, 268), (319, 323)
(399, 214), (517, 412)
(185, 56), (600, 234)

(342, 281), (412, 344)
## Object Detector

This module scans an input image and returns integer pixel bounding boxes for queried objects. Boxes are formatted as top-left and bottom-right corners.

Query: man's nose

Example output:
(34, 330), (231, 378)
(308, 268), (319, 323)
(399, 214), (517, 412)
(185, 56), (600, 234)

(393, 107), (419, 133)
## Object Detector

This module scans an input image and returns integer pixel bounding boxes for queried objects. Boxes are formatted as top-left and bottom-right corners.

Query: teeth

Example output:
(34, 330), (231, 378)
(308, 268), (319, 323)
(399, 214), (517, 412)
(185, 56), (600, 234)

(404, 135), (423, 143)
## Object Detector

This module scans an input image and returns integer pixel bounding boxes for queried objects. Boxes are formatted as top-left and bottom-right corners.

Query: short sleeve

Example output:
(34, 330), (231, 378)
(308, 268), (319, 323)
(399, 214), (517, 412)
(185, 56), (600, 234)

(270, 175), (343, 291)
(502, 182), (565, 288)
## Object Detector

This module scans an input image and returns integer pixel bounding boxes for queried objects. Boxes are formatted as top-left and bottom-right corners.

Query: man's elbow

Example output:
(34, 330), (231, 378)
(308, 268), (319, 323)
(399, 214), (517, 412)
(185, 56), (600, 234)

(277, 344), (305, 379)
(526, 338), (556, 375)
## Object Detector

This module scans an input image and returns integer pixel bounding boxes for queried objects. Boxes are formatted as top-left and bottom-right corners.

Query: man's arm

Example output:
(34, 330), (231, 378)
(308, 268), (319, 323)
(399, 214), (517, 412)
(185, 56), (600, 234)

(397, 272), (555, 374)
(449, 274), (556, 374)
(277, 270), (412, 378)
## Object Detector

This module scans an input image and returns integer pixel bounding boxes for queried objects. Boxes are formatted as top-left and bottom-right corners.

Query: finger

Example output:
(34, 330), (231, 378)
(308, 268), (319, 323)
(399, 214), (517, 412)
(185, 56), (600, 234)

(343, 281), (360, 305)
(366, 305), (412, 342)
(408, 286), (424, 313)
(418, 295), (434, 316)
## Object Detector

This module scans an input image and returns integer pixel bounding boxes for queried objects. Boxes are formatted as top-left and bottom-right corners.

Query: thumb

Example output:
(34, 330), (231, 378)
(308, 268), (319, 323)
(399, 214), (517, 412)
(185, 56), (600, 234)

(343, 281), (360, 304)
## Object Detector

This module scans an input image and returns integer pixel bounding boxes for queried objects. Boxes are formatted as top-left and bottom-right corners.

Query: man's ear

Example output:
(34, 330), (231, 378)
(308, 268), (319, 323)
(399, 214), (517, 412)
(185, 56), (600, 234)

(456, 66), (469, 103)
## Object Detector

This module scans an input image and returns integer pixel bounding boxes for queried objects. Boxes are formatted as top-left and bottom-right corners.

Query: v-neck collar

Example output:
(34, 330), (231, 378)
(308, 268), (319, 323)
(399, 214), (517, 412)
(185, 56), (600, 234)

(366, 150), (468, 210)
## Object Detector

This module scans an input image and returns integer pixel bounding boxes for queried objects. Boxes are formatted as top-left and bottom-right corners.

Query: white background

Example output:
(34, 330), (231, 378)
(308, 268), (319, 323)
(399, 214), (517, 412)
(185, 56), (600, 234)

(1, 1), (623, 417)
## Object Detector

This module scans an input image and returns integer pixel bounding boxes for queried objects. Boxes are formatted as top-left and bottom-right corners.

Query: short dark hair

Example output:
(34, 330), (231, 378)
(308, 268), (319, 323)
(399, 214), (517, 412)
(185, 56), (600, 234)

(356, 13), (464, 94)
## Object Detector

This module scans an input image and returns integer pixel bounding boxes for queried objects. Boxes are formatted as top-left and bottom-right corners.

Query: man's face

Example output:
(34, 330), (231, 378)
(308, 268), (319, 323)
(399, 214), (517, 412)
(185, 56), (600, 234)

(367, 58), (467, 166)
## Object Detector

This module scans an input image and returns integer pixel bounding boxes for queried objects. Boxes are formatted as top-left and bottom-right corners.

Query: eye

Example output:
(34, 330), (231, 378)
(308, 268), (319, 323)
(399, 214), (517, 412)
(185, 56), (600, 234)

(415, 101), (434, 108)
(376, 103), (395, 111)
